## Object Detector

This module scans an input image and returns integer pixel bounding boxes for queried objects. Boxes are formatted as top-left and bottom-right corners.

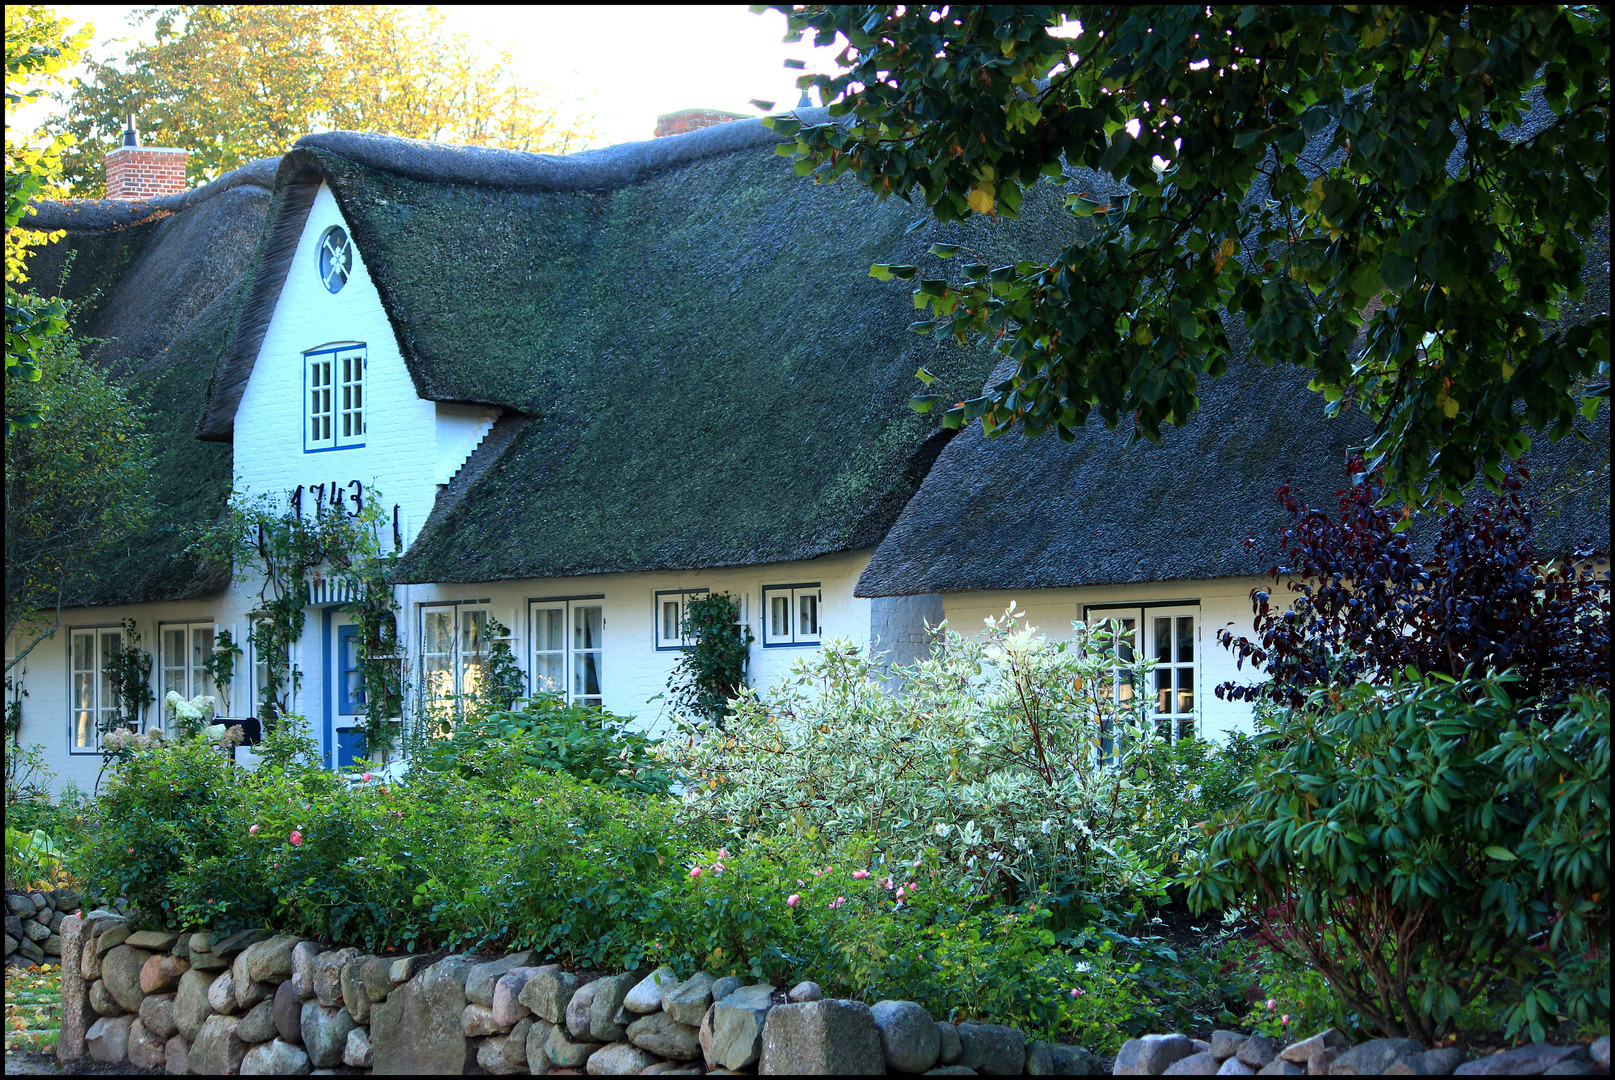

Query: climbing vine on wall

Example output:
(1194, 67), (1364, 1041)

(105, 619), (154, 734)
(665, 592), (754, 726)
(483, 616), (526, 712)
(195, 491), (403, 757)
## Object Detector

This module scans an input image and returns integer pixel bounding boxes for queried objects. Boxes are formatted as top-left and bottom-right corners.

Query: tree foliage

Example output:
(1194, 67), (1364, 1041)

(1218, 455), (1610, 710)
(767, 5), (1610, 509)
(54, 5), (600, 193)
(5, 5), (87, 432)
(4, 333), (154, 673)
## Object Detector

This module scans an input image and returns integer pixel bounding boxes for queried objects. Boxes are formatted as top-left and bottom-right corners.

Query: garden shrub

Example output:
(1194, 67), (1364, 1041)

(1182, 672), (1610, 1043)
(81, 727), (1177, 1050)
(1218, 457), (1609, 710)
(80, 731), (246, 917)
(418, 692), (674, 796)
(675, 610), (1250, 910)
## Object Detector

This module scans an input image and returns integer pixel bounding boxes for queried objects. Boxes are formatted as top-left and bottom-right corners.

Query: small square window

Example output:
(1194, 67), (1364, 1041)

(654, 588), (710, 650)
(761, 584), (821, 647)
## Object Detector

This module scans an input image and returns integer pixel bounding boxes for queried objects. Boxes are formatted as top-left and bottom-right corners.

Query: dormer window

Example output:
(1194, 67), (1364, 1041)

(318, 226), (352, 293)
(305, 344), (365, 451)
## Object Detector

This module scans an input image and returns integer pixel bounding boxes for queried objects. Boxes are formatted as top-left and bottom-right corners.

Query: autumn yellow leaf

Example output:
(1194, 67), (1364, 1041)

(967, 185), (996, 215)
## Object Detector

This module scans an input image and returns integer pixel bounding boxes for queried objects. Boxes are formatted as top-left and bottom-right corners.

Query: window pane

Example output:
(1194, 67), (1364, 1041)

(798, 592), (818, 637)
(1155, 668), (1172, 716)
(662, 599), (680, 642)
(1177, 667), (1195, 715)
(460, 610), (489, 700)
(193, 625), (216, 700)
(573, 649), (602, 700)
(72, 634), (94, 748)
(534, 607), (564, 652)
(532, 606), (565, 694)
(771, 595), (789, 638)
(574, 605), (603, 652)
(1177, 617), (1194, 663)
(163, 628), (186, 700)
(422, 610), (455, 701)
(1153, 617), (1172, 664)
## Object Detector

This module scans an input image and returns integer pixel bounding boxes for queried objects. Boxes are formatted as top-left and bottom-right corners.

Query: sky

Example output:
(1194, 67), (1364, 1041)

(13, 5), (846, 148)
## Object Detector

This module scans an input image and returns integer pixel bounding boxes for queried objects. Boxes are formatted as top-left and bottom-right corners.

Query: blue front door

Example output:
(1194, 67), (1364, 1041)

(333, 621), (367, 769)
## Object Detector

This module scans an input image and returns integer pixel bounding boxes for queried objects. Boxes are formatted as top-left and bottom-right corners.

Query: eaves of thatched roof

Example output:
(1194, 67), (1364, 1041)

(24, 158), (280, 606)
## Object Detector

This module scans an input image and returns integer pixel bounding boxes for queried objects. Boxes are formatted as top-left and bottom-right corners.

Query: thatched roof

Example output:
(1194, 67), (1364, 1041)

(198, 117), (1080, 584)
(24, 159), (278, 605)
(855, 348), (1609, 598)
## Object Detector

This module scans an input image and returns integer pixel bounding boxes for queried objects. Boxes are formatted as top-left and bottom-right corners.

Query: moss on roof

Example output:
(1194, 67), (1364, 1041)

(202, 131), (1079, 583)
(26, 181), (271, 605)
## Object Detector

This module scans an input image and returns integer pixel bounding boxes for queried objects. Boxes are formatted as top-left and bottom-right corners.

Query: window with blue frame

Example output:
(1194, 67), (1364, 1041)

(761, 583), (821, 647)
(305, 343), (365, 452)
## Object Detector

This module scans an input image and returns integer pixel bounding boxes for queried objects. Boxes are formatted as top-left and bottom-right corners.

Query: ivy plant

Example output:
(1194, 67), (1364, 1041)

(193, 490), (401, 756)
(766, 5), (1610, 509)
(665, 592), (754, 725)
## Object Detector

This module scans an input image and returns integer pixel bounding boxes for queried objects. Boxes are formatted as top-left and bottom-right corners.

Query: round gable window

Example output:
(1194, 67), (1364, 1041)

(317, 226), (353, 293)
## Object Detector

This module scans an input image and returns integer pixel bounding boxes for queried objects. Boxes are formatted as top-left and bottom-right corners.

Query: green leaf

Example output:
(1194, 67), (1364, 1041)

(909, 394), (942, 413)
(928, 243), (961, 258)
(1484, 846), (1518, 861)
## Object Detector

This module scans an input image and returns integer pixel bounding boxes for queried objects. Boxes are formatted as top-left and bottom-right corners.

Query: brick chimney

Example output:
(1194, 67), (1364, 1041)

(654, 108), (749, 138)
(104, 115), (188, 199)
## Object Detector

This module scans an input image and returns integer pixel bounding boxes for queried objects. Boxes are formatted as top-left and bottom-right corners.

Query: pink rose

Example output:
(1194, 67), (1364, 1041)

(249, 824), (259, 835)
(797, 879), (805, 887)
(1266, 999), (1277, 1011)
(1282, 1015), (1292, 1026)
(852, 870), (870, 880)
(787, 894), (800, 908)
(689, 866), (702, 878)
(362, 772), (372, 782)
(895, 887), (906, 900)
(718, 848), (729, 859)
(289, 830), (303, 846)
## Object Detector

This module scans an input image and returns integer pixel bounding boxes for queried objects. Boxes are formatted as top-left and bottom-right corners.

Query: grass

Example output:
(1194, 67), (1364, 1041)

(4, 965), (61, 1054)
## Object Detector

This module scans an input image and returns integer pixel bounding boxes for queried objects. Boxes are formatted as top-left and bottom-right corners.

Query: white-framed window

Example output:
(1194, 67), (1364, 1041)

(761, 583), (822, 647)
(159, 622), (216, 725)
(653, 588), (709, 650)
(68, 627), (128, 752)
(529, 598), (605, 707)
(305, 343), (365, 452)
(1083, 603), (1200, 741)
(420, 601), (492, 720)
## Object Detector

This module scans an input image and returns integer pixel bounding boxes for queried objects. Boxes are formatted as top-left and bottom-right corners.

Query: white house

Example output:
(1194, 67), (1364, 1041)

(12, 112), (1607, 793)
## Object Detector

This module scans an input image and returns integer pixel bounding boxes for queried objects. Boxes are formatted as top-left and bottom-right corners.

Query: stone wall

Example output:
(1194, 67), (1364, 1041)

(3, 887), (81, 968)
(56, 911), (1108, 1075)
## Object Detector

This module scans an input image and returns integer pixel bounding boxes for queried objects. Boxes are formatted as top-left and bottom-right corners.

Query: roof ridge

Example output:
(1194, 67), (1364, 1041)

(295, 107), (834, 193)
(25, 156), (281, 232)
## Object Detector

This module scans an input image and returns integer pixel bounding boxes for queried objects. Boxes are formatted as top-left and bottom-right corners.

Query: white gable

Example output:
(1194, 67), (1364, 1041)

(232, 183), (493, 549)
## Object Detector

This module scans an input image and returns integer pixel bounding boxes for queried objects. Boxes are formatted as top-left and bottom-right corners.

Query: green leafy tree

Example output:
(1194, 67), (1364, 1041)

(4, 333), (154, 673)
(54, 5), (599, 193)
(767, 5), (1610, 508)
(5, 5), (89, 433)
